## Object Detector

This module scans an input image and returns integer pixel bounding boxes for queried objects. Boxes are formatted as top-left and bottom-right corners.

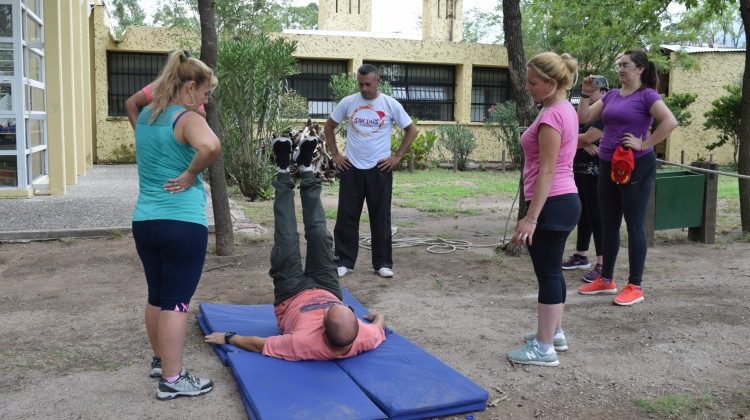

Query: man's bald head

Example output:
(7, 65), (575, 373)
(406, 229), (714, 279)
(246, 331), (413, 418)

(323, 305), (359, 348)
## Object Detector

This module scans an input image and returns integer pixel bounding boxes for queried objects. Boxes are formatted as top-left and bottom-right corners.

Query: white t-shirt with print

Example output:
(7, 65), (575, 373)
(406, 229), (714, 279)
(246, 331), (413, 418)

(330, 93), (412, 170)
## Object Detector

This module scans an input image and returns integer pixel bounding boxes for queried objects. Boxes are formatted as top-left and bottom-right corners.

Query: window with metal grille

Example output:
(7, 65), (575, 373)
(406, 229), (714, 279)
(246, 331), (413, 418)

(285, 59), (347, 119)
(471, 67), (512, 122)
(107, 52), (167, 116)
(365, 62), (455, 121)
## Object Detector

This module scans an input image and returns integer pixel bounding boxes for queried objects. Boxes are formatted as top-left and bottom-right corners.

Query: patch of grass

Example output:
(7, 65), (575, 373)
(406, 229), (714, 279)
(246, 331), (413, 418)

(325, 209), (337, 220)
(108, 229), (124, 239)
(633, 394), (715, 418)
(395, 220), (419, 228)
(717, 174), (740, 200)
(434, 278), (444, 288)
(235, 232), (266, 244)
(392, 168), (519, 216)
(242, 202), (275, 227)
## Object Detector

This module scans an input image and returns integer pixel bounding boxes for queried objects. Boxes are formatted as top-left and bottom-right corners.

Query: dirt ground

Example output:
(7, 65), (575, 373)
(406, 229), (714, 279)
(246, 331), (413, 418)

(1, 192), (749, 419)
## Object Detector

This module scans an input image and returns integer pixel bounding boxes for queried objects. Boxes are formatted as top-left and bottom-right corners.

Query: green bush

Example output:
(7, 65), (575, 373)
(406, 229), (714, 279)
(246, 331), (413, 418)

(704, 84), (741, 164)
(437, 124), (476, 171)
(216, 34), (298, 200)
(390, 117), (437, 171)
(484, 101), (524, 165)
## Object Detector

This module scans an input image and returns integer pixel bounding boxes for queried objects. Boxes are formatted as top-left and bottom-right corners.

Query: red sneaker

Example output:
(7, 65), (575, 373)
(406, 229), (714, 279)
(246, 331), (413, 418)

(578, 277), (617, 295)
(613, 284), (644, 306)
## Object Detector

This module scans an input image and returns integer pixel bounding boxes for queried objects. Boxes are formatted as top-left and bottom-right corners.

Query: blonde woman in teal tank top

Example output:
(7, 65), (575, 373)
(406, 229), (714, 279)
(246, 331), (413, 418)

(131, 50), (221, 401)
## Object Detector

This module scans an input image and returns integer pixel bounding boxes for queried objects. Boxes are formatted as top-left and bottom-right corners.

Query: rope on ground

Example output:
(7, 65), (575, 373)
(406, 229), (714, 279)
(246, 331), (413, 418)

(359, 231), (506, 254)
(657, 159), (750, 179)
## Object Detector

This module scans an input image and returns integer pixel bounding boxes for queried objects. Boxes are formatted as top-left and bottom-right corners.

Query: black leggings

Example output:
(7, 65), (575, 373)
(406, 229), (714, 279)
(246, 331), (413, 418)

(529, 230), (572, 304)
(574, 173), (603, 256)
(598, 151), (656, 285)
(527, 194), (580, 304)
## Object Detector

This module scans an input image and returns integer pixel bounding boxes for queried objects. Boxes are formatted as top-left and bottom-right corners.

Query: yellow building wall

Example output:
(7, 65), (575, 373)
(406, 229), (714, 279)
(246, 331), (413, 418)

(318, 0), (372, 32)
(90, 4), (187, 162)
(667, 51), (745, 165)
(422, 0), (463, 41)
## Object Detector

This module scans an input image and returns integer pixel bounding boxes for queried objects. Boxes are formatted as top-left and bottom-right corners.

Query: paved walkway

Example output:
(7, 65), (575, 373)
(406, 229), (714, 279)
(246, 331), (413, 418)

(0, 165), (262, 241)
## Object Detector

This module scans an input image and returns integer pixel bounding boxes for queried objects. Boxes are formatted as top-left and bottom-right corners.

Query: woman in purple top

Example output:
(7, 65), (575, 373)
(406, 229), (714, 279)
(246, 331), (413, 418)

(506, 52), (581, 367)
(576, 50), (677, 305)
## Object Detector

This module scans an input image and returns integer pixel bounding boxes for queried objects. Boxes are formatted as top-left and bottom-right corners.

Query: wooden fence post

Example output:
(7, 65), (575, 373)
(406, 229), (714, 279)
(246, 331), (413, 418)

(688, 162), (718, 244)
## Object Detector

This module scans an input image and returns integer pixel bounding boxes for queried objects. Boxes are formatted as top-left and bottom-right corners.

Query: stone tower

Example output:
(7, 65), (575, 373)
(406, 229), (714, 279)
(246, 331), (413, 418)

(422, 0), (463, 41)
(318, 0), (373, 32)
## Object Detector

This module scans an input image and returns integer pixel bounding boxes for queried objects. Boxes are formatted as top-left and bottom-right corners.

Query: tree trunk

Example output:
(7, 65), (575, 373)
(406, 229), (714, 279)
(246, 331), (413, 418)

(739, 0), (750, 232)
(198, 0), (235, 255)
(503, 0), (534, 255)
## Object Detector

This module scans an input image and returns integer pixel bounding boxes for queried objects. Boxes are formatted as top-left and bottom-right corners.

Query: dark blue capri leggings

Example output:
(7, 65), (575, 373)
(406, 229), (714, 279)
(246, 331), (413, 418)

(133, 220), (208, 312)
(527, 194), (581, 304)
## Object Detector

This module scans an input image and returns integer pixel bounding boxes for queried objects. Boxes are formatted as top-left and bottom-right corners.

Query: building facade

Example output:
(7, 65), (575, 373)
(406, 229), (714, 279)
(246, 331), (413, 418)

(0, 0), (93, 198)
(663, 45), (745, 165)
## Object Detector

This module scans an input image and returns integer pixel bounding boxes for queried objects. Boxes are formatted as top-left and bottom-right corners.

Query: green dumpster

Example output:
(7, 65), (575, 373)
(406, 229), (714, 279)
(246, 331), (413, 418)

(653, 171), (705, 230)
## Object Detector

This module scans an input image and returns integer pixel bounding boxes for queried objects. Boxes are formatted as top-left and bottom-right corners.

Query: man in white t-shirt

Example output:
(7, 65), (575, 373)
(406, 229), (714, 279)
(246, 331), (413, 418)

(324, 64), (418, 279)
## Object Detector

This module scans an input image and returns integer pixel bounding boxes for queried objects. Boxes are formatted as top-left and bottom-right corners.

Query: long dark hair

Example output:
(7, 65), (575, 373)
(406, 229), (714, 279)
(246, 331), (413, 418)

(622, 49), (657, 90)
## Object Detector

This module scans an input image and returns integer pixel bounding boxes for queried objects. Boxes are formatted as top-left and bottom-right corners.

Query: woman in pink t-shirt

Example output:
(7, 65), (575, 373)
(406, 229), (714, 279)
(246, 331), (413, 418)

(506, 52), (581, 368)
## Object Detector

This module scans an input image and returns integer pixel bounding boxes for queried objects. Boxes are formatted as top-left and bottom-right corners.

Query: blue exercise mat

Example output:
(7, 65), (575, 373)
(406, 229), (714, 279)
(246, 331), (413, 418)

(198, 289), (487, 419)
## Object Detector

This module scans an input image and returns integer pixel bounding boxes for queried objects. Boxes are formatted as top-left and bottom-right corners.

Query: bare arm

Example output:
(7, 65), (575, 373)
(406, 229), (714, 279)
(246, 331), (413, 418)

(513, 124), (561, 246)
(363, 311), (385, 330)
(378, 124), (419, 172)
(324, 117), (350, 169)
(577, 76), (604, 124)
(164, 112), (221, 193)
(125, 90), (149, 129)
(622, 100), (678, 151)
(204, 332), (266, 353)
(577, 127), (603, 148)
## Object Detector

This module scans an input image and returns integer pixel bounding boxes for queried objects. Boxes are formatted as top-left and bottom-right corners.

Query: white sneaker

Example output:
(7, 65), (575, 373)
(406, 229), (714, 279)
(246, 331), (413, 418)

(377, 267), (393, 278)
(337, 266), (353, 277)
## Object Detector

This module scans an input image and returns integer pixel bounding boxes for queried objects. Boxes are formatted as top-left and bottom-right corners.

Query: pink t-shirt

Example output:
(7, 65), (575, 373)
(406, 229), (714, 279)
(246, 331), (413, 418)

(142, 83), (205, 111)
(262, 289), (386, 361)
(521, 101), (578, 199)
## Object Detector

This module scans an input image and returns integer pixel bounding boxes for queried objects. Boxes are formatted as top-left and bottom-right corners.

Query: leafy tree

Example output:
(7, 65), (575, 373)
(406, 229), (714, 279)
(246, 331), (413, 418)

(665, 1), (745, 48)
(111, 0), (147, 38)
(462, 7), (500, 43)
(283, 2), (318, 30)
(153, 0), (316, 36)
(658, 92), (698, 129)
(705, 84), (741, 164)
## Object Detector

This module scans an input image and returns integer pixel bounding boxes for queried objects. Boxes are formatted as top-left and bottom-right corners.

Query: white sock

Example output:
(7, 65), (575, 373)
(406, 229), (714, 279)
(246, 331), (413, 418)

(554, 329), (565, 339)
(299, 165), (314, 172)
(534, 339), (554, 354)
(277, 168), (290, 173)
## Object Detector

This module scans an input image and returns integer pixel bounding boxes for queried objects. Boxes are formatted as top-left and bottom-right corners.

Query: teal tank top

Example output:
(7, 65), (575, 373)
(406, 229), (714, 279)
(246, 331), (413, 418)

(132, 104), (207, 226)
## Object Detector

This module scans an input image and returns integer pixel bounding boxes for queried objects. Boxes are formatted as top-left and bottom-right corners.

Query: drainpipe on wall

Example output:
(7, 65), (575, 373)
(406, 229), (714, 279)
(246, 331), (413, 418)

(448, 0), (455, 42)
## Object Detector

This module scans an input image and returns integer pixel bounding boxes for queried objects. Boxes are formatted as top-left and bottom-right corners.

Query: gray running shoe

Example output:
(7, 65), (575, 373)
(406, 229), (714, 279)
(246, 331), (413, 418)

(561, 254), (591, 270)
(157, 370), (213, 400)
(149, 356), (162, 378)
(524, 331), (568, 352)
(507, 342), (559, 367)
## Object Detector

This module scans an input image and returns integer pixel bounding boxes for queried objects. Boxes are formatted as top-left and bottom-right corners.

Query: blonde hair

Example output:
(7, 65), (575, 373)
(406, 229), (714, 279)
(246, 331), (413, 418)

(527, 52), (578, 91)
(149, 50), (218, 123)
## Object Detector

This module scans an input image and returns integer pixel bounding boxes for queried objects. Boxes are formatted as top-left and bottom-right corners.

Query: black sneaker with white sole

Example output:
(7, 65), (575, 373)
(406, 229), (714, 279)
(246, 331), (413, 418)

(156, 370), (213, 400)
(149, 356), (162, 378)
(272, 137), (293, 170)
(293, 136), (318, 167)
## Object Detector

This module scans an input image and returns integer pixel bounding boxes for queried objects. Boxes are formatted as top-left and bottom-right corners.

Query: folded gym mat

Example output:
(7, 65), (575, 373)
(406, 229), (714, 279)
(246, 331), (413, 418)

(198, 289), (487, 419)
(336, 333), (489, 420)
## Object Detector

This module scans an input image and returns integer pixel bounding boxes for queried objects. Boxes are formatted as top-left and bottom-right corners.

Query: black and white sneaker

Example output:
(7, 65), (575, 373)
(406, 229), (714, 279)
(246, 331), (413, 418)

(293, 136), (318, 167)
(149, 356), (162, 378)
(156, 370), (213, 400)
(272, 137), (293, 170)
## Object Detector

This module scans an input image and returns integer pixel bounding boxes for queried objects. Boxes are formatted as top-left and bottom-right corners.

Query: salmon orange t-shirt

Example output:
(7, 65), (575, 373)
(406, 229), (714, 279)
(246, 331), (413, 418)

(262, 289), (386, 361)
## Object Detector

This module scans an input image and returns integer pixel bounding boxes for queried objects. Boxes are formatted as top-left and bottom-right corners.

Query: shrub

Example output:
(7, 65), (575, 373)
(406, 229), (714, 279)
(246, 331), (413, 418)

(390, 117), (437, 171)
(216, 34), (298, 200)
(704, 84), (741, 164)
(437, 124), (476, 171)
(484, 101), (524, 165)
